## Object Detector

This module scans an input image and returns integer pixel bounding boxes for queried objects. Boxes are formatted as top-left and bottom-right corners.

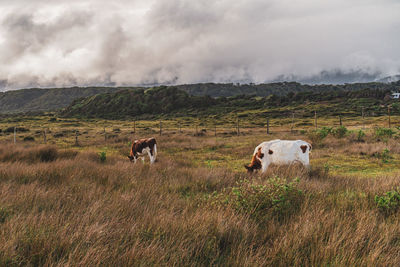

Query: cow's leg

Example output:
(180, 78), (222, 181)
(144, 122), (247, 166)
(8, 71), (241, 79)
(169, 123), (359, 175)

(147, 150), (155, 164)
(151, 144), (157, 163)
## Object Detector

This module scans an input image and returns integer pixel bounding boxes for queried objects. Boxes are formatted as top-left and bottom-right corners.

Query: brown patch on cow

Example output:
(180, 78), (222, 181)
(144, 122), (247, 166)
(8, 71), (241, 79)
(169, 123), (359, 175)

(268, 149), (273, 155)
(129, 137), (157, 161)
(245, 148), (264, 172)
(257, 147), (264, 159)
(300, 145), (307, 153)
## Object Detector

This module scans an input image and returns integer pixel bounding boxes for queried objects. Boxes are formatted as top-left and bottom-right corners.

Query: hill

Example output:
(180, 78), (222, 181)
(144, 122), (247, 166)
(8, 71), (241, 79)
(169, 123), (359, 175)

(1, 81), (400, 114)
(0, 87), (131, 114)
(175, 81), (400, 97)
(61, 86), (399, 120)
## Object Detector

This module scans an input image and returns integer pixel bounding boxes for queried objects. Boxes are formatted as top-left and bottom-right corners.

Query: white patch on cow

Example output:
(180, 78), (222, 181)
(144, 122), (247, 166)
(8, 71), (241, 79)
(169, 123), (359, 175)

(133, 144), (157, 164)
(253, 139), (311, 173)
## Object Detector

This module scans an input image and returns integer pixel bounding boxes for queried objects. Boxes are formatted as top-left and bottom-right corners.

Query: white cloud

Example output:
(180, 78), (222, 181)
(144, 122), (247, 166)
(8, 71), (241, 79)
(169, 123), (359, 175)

(0, 0), (399, 90)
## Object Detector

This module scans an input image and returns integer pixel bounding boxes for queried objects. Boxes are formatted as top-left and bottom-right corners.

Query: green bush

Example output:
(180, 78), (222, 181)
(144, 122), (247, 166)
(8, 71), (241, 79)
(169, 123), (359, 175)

(357, 129), (366, 142)
(375, 127), (395, 140)
(331, 126), (348, 138)
(307, 127), (331, 145)
(372, 148), (392, 163)
(381, 148), (391, 163)
(99, 151), (107, 163)
(375, 190), (400, 215)
(0, 207), (11, 223)
(229, 178), (303, 221)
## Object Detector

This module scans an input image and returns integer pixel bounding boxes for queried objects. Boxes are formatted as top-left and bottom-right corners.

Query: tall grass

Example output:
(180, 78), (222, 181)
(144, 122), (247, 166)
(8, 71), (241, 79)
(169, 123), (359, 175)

(1, 139), (400, 265)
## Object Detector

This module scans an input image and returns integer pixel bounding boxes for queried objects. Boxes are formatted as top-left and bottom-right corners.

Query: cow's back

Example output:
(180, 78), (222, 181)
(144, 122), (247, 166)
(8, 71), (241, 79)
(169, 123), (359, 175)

(262, 140), (310, 165)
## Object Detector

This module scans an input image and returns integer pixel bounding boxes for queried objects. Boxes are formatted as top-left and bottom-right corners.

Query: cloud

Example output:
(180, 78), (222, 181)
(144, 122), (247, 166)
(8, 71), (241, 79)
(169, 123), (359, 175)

(0, 0), (399, 90)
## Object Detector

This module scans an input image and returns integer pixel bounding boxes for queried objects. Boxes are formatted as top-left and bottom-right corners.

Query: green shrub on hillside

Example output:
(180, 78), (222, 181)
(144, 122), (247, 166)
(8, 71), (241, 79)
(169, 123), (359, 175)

(331, 126), (348, 138)
(375, 190), (400, 215)
(307, 127), (331, 145)
(99, 151), (107, 163)
(0, 207), (11, 223)
(374, 127), (395, 140)
(357, 129), (366, 142)
(229, 178), (303, 221)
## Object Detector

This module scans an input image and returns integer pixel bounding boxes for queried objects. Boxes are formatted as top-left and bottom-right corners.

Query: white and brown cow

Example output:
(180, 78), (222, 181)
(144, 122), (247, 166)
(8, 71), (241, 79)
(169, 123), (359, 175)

(128, 137), (157, 164)
(245, 139), (311, 173)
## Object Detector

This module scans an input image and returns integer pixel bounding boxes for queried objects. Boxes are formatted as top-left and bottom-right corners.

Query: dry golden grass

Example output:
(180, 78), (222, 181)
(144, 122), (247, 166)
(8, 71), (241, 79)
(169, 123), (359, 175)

(1, 129), (400, 266)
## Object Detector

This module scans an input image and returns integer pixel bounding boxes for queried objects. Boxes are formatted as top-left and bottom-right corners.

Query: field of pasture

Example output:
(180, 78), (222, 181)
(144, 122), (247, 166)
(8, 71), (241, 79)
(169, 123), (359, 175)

(1, 114), (400, 265)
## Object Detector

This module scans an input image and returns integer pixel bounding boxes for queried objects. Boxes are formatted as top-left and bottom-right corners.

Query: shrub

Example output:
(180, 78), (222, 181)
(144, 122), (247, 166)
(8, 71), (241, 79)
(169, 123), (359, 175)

(372, 148), (392, 163)
(357, 129), (366, 142)
(99, 151), (107, 163)
(5, 127), (29, 133)
(37, 147), (58, 162)
(229, 178), (303, 221)
(375, 190), (400, 215)
(307, 127), (331, 145)
(53, 132), (65, 138)
(375, 127), (395, 140)
(331, 126), (348, 138)
(0, 207), (11, 223)
(381, 148), (391, 163)
(23, 136), (35, 142)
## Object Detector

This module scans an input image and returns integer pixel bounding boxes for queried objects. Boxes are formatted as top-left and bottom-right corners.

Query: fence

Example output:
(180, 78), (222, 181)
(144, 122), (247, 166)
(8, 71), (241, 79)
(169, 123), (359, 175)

(4, 110), (398, 145)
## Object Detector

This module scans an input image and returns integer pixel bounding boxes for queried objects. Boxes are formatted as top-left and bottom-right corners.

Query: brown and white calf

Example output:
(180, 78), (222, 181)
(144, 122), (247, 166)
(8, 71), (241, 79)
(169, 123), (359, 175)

(128, 137), (157, 164)
(245, 139), (311, 173)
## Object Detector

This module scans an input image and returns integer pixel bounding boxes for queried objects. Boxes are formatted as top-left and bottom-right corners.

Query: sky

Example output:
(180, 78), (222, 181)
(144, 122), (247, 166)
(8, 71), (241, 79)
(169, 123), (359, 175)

(0, 0), (399, 90)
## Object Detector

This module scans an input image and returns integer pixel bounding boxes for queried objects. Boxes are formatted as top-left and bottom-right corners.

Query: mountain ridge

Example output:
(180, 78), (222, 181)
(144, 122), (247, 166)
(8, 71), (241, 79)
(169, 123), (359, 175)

(1, 81), (400, 114)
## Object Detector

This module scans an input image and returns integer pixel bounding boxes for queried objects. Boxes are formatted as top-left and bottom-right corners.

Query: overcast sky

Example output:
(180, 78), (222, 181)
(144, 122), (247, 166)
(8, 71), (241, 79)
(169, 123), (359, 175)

(0, 0), (399, 90)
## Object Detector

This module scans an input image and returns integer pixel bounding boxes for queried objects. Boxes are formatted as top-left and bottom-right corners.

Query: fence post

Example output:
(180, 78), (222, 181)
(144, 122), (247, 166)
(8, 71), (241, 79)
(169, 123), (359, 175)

(43, 129), (47, 144)
(13, 127), (16, 144)
(214, 124), (217, 137)
(237, 116), (240, 136)
(291, 112), (295, 132)
(159, 121), (162, 136)
(339, 115), (342, 126)
(314, 111), (317, 130)
(104, 127), (106, 142)
(75, 131), (79, 146)
(388, 106), (391, 128)
(134, 120), (136, 133)
(179, 121), (182, 133)
(361, 106), (365, 129)
(267, 118), (270, 134)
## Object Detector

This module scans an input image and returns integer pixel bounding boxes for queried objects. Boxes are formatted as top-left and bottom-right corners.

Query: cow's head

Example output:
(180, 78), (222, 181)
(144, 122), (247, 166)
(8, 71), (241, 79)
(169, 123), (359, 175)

(244, 164), (255, 173)
(127, 155), (135, 161)
(245, 147), (264, 173)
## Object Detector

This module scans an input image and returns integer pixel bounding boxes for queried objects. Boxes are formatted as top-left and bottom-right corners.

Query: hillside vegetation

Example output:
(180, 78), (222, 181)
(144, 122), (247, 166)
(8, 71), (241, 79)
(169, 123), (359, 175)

(61, 86), (400, 120)
(176, 80), (400, 97)
(0, 87), (124, 113)
(1, 81), (400, 114)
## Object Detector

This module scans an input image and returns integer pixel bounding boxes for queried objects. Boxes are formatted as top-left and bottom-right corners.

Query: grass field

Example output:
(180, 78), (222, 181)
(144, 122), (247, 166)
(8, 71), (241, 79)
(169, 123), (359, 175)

(1, 115), (400, 265)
